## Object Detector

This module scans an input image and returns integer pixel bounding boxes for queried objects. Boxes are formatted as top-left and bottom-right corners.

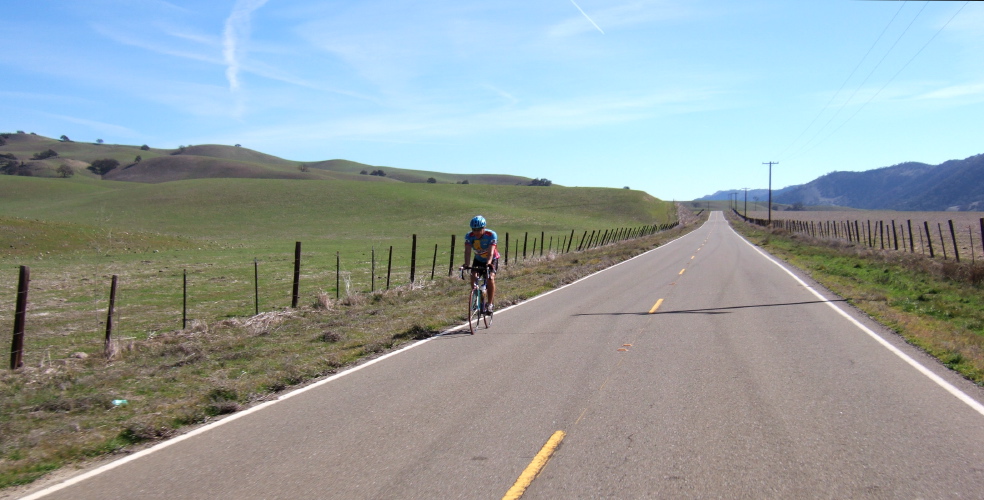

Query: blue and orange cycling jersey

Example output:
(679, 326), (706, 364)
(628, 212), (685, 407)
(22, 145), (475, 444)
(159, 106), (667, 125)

(465, 229), (499, 263)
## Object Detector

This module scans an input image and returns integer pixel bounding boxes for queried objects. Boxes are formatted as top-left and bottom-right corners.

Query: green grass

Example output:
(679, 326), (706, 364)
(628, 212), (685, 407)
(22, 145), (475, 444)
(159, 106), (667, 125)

(729, 213), (984, 384)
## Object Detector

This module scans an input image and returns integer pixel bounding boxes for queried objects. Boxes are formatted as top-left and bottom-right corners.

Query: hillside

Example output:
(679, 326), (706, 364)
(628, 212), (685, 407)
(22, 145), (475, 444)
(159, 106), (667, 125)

(0, 132), (537, 186)
(772, 154), (984, 211)
(696, 153), (984, 211)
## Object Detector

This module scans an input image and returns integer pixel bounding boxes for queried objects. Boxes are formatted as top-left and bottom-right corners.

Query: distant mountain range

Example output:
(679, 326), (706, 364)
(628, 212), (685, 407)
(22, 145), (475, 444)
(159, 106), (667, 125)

(697, 153), (984, 212)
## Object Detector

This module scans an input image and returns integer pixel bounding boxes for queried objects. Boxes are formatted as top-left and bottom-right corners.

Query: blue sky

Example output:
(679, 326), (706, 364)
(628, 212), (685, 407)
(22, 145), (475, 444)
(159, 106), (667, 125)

(2, 1), (982, 200)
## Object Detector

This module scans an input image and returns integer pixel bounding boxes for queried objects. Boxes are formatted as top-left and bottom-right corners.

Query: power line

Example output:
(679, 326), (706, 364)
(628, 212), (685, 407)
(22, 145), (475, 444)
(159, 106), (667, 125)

(789, 1), (970, 162)
(775, 1), (908, 160)
(783, 1), (931, 162)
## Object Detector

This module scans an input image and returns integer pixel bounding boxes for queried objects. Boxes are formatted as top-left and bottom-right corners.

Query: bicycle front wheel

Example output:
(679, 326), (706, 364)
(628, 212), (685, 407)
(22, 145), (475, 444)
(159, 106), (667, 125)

(481, 290), (492, 329)
(467, 288), (481, 335)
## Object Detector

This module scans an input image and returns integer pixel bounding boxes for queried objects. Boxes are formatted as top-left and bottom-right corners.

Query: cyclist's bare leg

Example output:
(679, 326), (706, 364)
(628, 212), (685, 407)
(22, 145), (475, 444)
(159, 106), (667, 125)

(487, 271), (495, 308)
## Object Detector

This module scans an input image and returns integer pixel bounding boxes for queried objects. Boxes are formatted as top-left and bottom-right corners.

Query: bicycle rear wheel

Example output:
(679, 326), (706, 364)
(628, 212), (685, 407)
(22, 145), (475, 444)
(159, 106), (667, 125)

(467, 288), (481, 335)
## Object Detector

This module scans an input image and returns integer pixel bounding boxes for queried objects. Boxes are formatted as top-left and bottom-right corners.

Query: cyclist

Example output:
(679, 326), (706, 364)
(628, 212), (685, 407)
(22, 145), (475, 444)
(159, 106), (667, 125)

(462, 215), (499, 314)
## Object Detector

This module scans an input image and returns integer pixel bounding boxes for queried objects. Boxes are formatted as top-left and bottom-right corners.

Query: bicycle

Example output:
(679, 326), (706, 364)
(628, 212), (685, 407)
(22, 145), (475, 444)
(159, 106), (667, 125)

(460, 266), (493, 334)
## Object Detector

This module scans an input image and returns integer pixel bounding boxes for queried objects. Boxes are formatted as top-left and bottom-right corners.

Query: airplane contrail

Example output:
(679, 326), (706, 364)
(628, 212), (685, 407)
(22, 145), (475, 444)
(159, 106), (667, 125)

(569, 0), (605, 34)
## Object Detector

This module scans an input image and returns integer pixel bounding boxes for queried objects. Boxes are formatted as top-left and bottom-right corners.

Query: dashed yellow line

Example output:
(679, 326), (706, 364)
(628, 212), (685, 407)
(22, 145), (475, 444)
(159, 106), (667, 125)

(679, 269), (686, 275)
(502, 430), (566, 500)
(648, 298), (664, 314)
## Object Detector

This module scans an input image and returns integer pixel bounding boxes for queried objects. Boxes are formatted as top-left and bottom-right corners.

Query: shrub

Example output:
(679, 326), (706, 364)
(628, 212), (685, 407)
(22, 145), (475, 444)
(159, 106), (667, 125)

(88, 158), (120, 175)
(427, 177), (437, 184)
(360, 170), (368, 175)
(95, 139), (104, 144)
(140, 144), (150, 151)
(134, 155), (142, 164)
(529, 178), (552, 186)
(298, 164), (309, 172)
(60, 135), (71, 142)
(32, 149), (58, 160)
(370, 169), (386, 177)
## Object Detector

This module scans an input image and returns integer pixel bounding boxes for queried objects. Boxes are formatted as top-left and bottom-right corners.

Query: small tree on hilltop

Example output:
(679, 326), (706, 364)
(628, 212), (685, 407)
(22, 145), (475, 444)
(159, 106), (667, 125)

(88, 158), (120, 175)
(57, 164), (74, 178)
(60, 135), (71, 142)
(96, 139), (104, 144)
(427, 177), (437, 184)
(140, 144), (150, 151)
(529, 178), (552, 186)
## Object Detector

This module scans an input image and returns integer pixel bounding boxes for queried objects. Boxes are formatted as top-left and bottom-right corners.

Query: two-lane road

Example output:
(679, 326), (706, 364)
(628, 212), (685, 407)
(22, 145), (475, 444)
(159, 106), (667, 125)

(23, 212), (984, 499)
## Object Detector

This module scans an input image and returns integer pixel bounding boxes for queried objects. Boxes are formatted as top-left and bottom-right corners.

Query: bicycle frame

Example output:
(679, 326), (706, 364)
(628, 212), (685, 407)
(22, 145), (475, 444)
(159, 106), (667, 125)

(460, 266), (492, 334)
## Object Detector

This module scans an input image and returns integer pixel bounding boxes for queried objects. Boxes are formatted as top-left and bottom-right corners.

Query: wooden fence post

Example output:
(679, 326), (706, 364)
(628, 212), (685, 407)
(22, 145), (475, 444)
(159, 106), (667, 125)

(938, 223), (948, 260)
(253, 260), (259, 315)
(948, 220), (960, 262)
(431, 243), (437, 280)
(523, 232), (528, 259)
(567, 230), (574, 253)
(386, 246), (393, 290)
(541, 231), (545, 257)
(448, 235), (456, 276)
(504, 233), (509, 266)
(291, 241), (301, 308)
(923, 221), (934, 258)
(410, 234), (417, 284)
(183, 269), (188, 329)
(104, 275), (118, 358)
(336, 252), (341, 300)
(892, 221), (899, 251)
(10, 266), (29, 370)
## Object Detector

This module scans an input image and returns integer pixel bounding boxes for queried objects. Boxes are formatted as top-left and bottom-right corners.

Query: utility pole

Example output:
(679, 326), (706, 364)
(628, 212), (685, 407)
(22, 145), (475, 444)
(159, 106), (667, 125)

(742, 188), (749, 218)
(763, 162), (778, 225)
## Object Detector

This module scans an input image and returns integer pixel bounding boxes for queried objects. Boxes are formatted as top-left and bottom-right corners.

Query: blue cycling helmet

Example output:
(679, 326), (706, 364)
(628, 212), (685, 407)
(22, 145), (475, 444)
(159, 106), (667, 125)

(470, 215), (487, 230)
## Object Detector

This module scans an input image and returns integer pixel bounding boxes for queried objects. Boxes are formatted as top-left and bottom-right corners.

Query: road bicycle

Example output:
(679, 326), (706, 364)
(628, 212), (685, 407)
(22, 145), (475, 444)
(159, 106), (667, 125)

(460, 266), (493, 334)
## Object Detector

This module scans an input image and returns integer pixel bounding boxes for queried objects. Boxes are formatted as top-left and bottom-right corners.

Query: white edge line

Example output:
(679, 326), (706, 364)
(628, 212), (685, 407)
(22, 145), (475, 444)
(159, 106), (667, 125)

(729, 221), (984, 418)
(20, 225), (697, 499)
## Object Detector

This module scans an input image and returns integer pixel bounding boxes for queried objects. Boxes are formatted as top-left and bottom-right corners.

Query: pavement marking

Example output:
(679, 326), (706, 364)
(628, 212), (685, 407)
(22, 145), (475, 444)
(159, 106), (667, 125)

(649, 298), (664, 314)
(502, 430), (566, 500)
(734, 225), (984, 418)
(679, 269), (686, 275)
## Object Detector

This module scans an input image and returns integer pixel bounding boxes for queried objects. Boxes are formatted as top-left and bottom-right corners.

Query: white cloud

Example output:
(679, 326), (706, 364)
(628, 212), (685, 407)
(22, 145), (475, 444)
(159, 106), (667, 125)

(916, 83), (984, 101)
(223, 0), (269, 92)
(39, 112), (141, 138)
(548, 0), (695, 37)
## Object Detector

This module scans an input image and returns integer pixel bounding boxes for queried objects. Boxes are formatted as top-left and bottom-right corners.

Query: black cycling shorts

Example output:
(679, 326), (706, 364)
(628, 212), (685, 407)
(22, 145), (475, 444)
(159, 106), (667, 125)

(472, 257), (498, 274)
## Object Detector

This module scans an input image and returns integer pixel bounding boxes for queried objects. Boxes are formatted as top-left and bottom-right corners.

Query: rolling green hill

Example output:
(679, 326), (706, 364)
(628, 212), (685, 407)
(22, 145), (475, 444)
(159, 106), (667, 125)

(0, 132), (537, 186)
(0, 175), (667, 248)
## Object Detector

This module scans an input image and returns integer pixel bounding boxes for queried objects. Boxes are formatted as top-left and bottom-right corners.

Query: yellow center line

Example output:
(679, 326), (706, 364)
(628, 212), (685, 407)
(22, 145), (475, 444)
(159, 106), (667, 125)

(502, 430), (566, 500)
(679, 269), (686, 275)
(648, 298), (664, 314)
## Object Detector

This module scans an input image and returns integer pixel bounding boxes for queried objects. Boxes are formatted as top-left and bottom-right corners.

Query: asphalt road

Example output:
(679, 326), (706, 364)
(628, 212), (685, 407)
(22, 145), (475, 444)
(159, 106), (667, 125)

(22, 212), (984, 499)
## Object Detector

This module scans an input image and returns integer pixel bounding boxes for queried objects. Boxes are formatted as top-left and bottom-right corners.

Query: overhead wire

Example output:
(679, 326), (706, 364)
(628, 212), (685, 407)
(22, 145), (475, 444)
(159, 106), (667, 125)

(782, 1), (932, 162)
(800, 1), (972, 158)
(775, 1), (908, 160)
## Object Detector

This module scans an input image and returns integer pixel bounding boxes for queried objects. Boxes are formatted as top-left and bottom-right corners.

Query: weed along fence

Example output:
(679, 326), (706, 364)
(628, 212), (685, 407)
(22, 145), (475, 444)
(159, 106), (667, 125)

(6, 222), (678, 369)
(736, 210), (984, 263)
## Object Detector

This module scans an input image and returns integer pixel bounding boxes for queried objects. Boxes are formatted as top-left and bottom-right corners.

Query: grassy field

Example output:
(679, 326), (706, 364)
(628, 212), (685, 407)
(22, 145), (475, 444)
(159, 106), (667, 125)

(728, 211), (984, 387)
(0, 172), (685, 489)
